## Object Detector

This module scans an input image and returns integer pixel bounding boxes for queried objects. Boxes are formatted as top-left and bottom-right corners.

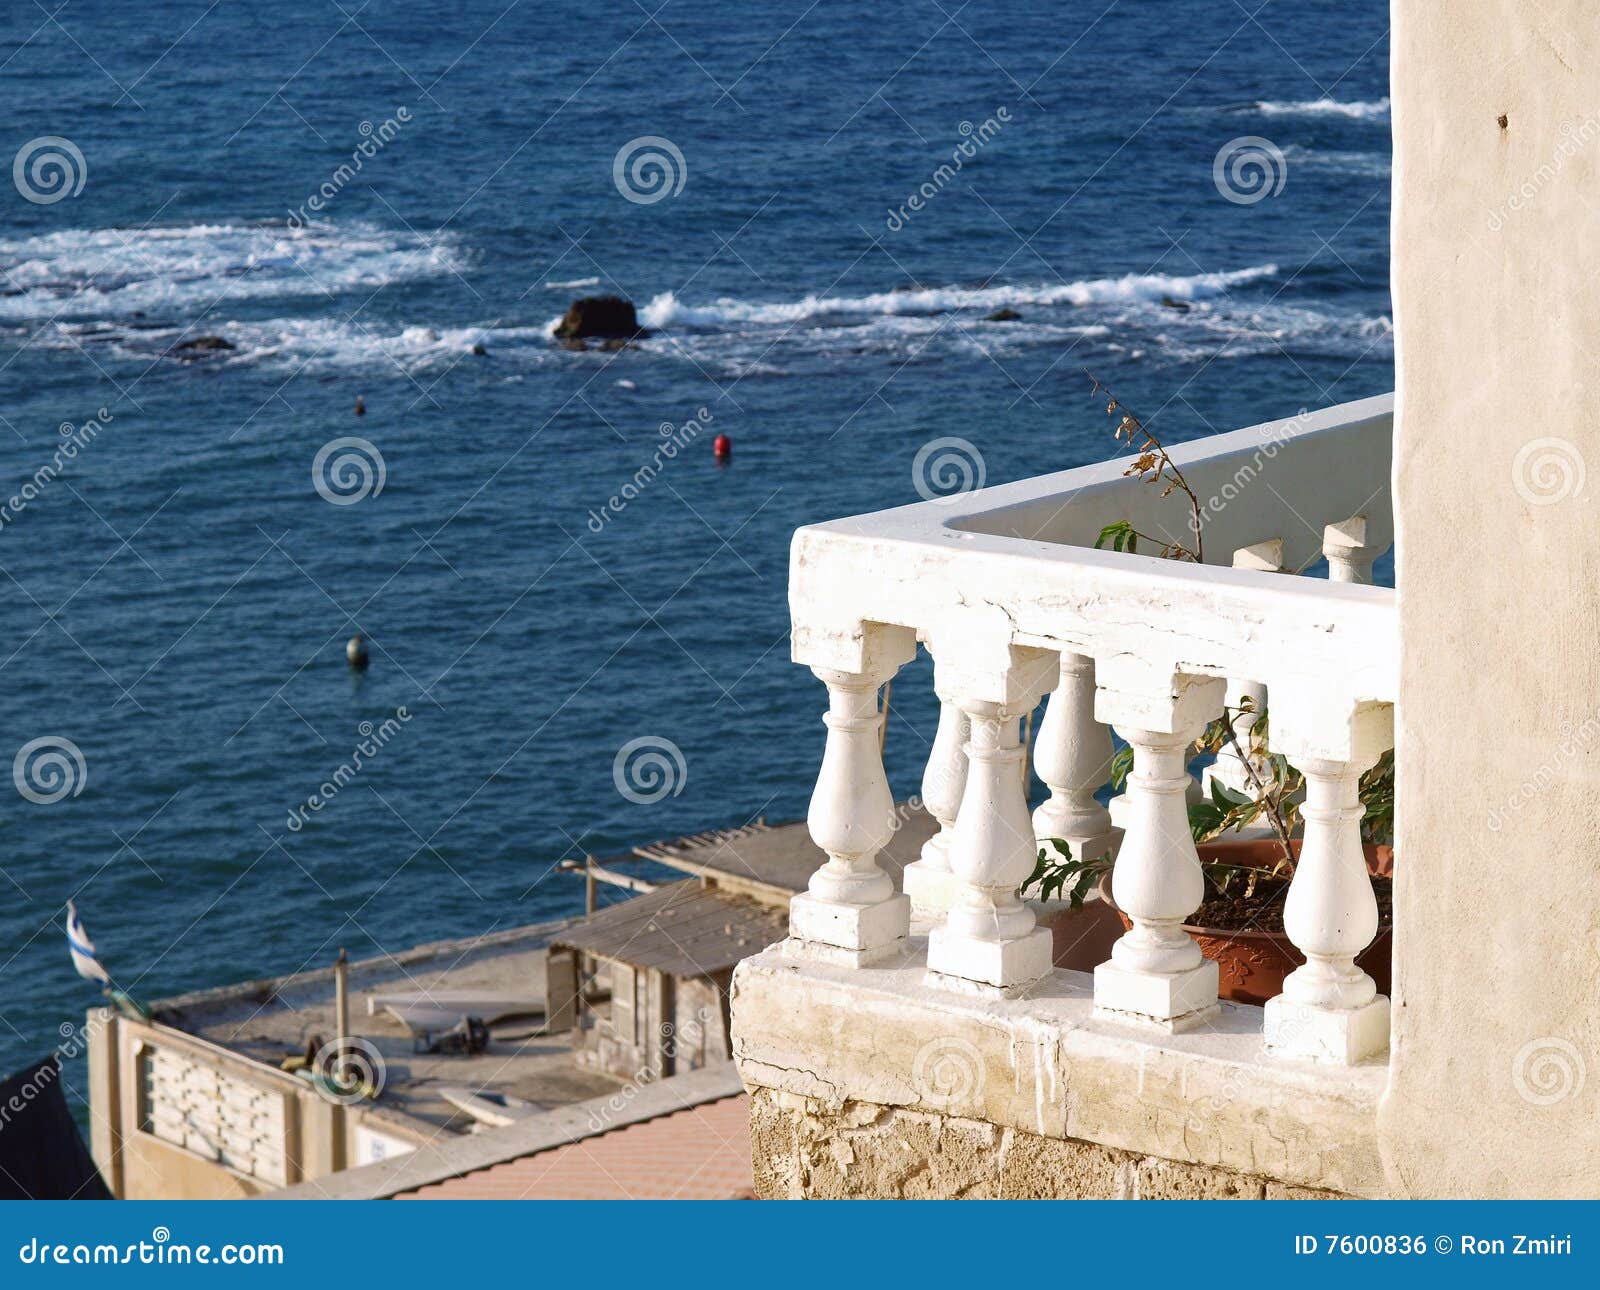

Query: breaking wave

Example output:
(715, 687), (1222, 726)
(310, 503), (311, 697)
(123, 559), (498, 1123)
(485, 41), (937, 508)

(637, 265), (1280, 330)
(1254, 96), (1390, 120)
(0, 220), (464, 322)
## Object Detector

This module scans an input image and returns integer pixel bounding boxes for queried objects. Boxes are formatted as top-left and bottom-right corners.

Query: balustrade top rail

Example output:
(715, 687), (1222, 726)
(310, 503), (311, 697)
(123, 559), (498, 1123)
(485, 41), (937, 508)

(791, 393), (1396, 710)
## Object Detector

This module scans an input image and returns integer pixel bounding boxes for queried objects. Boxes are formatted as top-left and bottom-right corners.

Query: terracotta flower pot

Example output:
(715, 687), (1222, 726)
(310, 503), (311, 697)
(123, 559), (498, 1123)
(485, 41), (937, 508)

(1100, 838), (1394, 1007)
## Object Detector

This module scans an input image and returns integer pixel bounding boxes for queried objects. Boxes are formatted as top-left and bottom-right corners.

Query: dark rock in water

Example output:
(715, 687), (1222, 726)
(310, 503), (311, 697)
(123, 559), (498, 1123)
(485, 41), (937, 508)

(600, 338), (629, 352)
(560, 337), (589, 352)
(553, 296), (647, 340)
(471, 342), (488, 356)
(169, 335), (236, 359)
(985, 307), (1022, 322)
(1159, 296), (1191, 313)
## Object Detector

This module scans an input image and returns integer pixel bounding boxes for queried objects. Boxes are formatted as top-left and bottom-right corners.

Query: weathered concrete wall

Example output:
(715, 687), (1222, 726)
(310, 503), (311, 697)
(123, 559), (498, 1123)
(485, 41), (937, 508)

(734, 947), (1386, 1198)
(1385, 2), (1600, 1197)
(749, 1088), (1343, 1199)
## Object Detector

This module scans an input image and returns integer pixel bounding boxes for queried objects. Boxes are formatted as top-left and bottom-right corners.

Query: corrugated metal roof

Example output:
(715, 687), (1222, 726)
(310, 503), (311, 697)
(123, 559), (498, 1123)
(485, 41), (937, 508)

(550, 880), (788, 977)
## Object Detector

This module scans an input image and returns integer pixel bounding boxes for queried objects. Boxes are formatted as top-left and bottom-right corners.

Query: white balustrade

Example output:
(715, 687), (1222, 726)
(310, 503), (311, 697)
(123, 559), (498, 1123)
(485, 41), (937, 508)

(1264, 702), (1394, 1064)
(1323, 516), (1386, 585)
(788, 633), (915, 966)
(925, 649), (1058, 991)
(1092, 671), (1226, 1029)
(1030, 653), (1118, 863)
(901, 658), (969, 916)
(785, 394), (1398, 1060)
(1202, 544), (1282, 813)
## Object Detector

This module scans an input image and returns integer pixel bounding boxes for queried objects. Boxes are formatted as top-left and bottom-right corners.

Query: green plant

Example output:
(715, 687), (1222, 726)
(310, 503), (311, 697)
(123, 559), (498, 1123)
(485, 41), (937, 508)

(1086, 373), (1204, 563)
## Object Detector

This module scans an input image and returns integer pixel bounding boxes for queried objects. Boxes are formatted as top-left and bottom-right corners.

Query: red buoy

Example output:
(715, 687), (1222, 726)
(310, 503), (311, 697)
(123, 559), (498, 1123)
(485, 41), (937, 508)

(712, 433), (731, 461)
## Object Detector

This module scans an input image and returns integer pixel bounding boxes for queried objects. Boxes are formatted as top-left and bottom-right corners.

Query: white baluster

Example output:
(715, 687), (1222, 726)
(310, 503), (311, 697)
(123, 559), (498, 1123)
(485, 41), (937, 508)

(1264, 702), (1393, 1064)
(1202, 545), (1281, 813)
(1093, 671), (1225, 1030)
(926, 649), (1058, 992)
(788, 658), (912, 966)
(902, 661), (968, 917)
(1031, 653), (1117, 862)
(1323, 516), (1386, 585)
(1202, 676), (1269, 803)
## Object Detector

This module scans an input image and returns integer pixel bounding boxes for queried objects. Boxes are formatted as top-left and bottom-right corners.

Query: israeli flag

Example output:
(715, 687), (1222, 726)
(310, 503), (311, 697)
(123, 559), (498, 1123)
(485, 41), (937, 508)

(66, 901), (110, 986)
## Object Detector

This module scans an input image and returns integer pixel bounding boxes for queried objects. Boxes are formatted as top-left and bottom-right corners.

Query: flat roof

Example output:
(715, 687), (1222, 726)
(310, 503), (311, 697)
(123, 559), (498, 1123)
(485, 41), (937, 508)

(551, 880), (788, 977)
(637, 806), (937, 900)
(152, 918), (621, 1134)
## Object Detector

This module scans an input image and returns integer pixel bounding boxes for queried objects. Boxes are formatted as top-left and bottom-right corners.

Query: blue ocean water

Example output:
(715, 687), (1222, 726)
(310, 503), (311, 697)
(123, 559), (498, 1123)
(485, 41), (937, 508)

(0, 1), (1391, 1083)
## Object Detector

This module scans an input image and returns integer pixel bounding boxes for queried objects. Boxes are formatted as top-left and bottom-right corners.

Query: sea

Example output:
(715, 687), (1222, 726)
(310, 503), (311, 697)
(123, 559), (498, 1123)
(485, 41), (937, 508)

(0, 0), (1392, 1090)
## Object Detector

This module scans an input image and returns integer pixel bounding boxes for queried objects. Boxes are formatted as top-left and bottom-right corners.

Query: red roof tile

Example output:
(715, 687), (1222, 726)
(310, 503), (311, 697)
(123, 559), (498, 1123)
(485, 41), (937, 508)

(396, 1093), (753, 1200)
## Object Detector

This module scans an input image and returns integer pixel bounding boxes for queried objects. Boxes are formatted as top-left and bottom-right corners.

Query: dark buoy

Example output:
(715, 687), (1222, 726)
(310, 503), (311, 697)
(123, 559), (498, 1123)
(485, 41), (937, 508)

(346, 635), (369, 669)
(713, 433), (732, 462)
(354, 395), (366, 417)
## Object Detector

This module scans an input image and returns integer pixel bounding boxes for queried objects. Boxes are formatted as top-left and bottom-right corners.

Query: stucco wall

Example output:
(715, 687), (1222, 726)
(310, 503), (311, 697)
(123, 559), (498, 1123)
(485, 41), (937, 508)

(1386, 0), (1600, 1196)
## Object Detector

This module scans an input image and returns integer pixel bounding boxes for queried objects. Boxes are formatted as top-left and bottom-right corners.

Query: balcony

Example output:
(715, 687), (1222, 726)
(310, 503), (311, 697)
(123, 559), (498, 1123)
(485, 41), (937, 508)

(732, 393), (1399, 1198)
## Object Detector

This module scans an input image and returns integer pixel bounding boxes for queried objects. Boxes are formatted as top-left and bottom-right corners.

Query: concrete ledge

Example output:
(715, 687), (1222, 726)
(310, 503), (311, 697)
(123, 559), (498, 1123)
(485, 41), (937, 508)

(266, 1063), (744, 1200)
(731, 940), (1386, 1198)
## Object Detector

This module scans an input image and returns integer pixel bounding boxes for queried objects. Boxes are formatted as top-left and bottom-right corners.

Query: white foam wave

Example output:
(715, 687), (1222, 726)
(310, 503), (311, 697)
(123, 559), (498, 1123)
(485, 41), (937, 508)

(638, 266), (1278, 330)
(545, 276), (601, 290)
(0, 221), (464, 321)
(1280, 145), (1390, 177)
(1255, 96), (1390, 120)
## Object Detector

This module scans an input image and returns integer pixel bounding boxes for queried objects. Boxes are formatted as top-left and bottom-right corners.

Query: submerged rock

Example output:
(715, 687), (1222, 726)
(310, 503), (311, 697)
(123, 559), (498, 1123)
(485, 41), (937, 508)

(169, 335), (236, 359)
(1159, 296), (1191, 313)
(554, 295), (647, 340)
(985, 307), (1022, 322)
